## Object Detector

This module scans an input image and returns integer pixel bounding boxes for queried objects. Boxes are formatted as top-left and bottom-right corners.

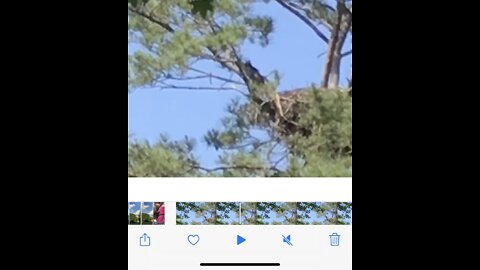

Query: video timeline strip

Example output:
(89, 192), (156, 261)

(129, 202), (352, 226)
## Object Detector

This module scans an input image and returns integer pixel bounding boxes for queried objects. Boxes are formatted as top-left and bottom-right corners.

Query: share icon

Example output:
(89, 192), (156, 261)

(282, 235), (293, 246)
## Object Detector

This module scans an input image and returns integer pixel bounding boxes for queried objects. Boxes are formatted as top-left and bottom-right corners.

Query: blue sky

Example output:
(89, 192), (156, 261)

(128, 1), (352, 168)
(142, 202), (153, 215)
(129, 202), (141, 215)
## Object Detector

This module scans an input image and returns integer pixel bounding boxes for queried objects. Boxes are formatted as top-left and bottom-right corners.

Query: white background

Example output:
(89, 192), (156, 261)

(129, 225), (352, 270)
(128, 178), (352, 270)
(128, 178), (352, 202)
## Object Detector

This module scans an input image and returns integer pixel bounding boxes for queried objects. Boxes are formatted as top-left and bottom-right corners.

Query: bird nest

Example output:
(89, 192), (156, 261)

(278, 88), (308, 116)
(256, 88), (310, 137)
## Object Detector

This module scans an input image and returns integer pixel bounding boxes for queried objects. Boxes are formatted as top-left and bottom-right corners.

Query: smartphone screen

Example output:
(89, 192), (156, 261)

(128, 1), (352, 269)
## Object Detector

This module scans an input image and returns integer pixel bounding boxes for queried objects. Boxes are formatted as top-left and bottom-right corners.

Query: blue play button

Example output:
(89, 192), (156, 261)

(237, 235), (246, 245)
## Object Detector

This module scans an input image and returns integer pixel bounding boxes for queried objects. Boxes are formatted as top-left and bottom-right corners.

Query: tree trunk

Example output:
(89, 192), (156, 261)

(321, 21), (340, 88)
(329, 48), (342, 88)
(213, 203), (217, 225)
(293, 203), (298, 224)
(329, 19), (351, 88)
(322, 0), (351, 89)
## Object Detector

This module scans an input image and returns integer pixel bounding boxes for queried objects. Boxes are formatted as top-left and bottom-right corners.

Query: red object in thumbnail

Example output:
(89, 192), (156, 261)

(157, 204), (165, 224)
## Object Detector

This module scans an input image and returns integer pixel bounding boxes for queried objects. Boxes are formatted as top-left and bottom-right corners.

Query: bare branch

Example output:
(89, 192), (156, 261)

(164, 74), (215, 81)
(193, 165), (281, 173)
(321, 3), (336, 12)
(189, 67), (245, 85)
(272, 153), (288, 169)
(140, 81), (248, 97)
(161, 71), (244, 88)
(275, 0), (329, 44)
(288, 1), (334, 32)
(341, 49), (352, 58)
(158, 84), (242, 92)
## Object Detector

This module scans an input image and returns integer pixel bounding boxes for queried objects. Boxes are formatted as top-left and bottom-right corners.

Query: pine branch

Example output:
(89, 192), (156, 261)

(128, 7), (174, 33)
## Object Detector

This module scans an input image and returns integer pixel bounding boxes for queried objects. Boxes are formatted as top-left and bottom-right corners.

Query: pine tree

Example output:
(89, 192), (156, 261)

(128, 0), (352, 177)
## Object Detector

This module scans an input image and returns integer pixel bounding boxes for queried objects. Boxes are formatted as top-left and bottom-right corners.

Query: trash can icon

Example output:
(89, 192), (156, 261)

(329, 233), (340, 246)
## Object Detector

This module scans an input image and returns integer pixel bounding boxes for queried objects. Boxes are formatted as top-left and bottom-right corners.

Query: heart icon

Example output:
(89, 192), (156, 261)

(188, 235), (200, 246)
